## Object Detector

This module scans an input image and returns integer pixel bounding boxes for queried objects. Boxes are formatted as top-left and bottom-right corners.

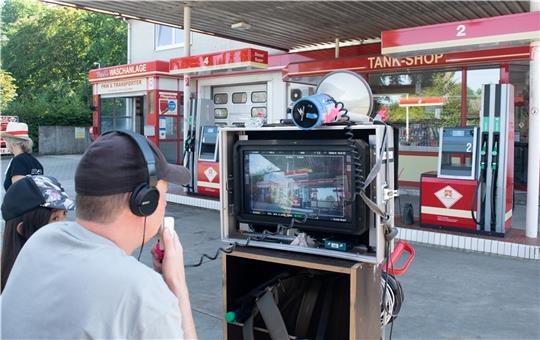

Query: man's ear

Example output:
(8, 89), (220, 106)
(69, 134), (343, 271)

(16, 222), (24, 236)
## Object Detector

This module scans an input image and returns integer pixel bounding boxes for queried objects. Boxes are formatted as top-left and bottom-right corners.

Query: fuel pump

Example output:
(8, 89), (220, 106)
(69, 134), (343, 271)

(197, 125), (220, 197)
(475, 83), (514, 234)
(421, 84), (514, 236)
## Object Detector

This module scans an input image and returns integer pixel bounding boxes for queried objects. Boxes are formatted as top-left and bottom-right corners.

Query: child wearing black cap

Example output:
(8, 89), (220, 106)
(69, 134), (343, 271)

(1, 131), (197, 339)
(1, 175), (74, 292)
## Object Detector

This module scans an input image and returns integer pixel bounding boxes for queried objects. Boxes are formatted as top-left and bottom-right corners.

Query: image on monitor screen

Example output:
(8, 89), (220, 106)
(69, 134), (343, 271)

(244, 150), (352, 222)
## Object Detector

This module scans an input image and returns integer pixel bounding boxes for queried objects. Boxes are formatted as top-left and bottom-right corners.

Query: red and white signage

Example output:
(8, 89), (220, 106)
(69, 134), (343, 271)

(399, 97), (445, 107)
(89, 60), (171, 82)
(420, 175), (478, 230)
(158, 92), (179, 115)
(96, 78), (147, 95)
(434, 185), (463, 209)
(170, 48), (268, 74)
(284, 46), (530, 78)
(382, 12), (540, 56)
(0, 116), (19, 154)
(197, 161), (220, 197)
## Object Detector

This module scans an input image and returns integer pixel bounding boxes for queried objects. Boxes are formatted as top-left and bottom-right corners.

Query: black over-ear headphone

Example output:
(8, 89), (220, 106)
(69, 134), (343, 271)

(103, 129), (160, 217)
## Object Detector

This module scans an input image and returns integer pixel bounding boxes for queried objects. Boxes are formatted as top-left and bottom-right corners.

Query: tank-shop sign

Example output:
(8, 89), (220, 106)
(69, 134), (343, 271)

(96, 78), (147, 95)
(367, 54), (444, 69)
(284, 46), (530, 78)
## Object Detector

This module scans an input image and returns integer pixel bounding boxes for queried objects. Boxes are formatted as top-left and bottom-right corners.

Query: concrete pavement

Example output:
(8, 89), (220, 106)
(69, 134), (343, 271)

(2, 154), (539, 339)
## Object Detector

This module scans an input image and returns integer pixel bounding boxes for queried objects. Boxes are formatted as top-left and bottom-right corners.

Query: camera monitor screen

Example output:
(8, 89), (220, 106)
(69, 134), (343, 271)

(246, 150), (351, 221)
(234, 140), (370, 235)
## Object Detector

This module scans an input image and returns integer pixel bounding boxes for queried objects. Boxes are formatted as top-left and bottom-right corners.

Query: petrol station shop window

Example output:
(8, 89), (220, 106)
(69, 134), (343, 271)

(100, 97), (132, 132)
(509, 64), (529, 144)
(466, 67), (500, 126)
(369, 69), (462, 147)
(155, 25), (184, 50)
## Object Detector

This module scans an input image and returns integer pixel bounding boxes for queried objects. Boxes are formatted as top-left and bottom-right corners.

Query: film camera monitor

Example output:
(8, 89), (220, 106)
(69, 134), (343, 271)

(220, 72), (396, 263)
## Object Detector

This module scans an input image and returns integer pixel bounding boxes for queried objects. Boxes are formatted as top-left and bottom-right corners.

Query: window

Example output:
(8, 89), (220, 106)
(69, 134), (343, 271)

(369, 69), (462, 147)
(213, 93), (228, 104)
(214, 108), (228, 119)
(251, 91), (267, 103)
(466, 68), (500, 126)
(155, 25), (184, 50)
(232, 92), (247, 104)
(251, 107), (267, 118)
(509, 63), (529, 187)
(100, 98), (133, 132)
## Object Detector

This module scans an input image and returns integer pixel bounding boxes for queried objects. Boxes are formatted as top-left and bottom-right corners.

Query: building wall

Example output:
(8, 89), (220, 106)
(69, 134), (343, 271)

(39, 126), (91, 155)
(129, 20), (282, 63)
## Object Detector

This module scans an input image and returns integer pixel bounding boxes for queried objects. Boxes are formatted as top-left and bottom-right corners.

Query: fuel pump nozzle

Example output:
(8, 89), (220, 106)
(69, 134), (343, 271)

(491, 140), (499, 171)
(480, 140), (488, 171)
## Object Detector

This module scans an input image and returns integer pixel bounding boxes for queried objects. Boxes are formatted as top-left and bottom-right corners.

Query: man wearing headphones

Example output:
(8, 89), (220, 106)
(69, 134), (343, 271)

(1, 131), (197, 339)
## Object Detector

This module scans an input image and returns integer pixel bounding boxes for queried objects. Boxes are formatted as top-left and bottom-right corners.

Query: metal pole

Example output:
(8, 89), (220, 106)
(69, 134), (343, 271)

(335, 38), (340, 59)
(183, 5), (191, 157)
(126, 20), (131, 64)
(526, 1), (539, 238)
(406, 94), (410, 143)
(526, 0), (539, 238)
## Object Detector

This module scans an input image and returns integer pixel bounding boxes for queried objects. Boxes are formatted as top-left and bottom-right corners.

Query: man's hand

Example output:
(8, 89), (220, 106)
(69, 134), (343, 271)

(152, 225), (198, 339)
(157, 227), (186, 292)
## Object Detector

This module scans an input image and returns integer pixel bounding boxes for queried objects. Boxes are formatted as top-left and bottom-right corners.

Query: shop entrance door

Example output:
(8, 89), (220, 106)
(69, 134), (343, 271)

(100, 95), (146, 135)
(157, 92), (183, 164)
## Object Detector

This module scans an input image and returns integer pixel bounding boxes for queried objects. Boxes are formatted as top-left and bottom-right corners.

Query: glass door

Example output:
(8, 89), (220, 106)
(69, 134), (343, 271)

(157, 92), (183, 164)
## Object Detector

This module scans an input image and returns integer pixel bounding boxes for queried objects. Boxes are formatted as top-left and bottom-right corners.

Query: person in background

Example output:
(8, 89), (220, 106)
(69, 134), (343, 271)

(1, 131), (197, 339)
(0, 175), (74, 292)
(1, 122), (43, 190)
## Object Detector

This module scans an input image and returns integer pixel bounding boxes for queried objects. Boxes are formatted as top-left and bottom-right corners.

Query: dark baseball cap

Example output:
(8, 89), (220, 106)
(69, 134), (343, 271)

(75, 131), (191, 196)
(1, 175), (75, 221)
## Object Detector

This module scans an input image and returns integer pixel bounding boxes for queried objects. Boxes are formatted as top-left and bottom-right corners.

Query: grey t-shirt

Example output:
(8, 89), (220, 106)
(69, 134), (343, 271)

(1, 221), (184, 339)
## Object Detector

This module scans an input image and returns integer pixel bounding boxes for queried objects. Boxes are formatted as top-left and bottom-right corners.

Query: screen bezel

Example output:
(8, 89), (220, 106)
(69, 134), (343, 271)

(233, 139), (363, 235)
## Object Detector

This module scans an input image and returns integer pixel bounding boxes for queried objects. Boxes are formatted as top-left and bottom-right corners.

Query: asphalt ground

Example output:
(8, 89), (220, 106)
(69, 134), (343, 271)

(1, 154), (539, 339)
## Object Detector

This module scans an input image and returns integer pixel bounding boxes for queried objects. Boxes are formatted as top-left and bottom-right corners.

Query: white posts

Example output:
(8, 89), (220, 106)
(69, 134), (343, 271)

(526, 39), (539, 238)
(525, 0), (539, 238)
(182, 5), (191, 161)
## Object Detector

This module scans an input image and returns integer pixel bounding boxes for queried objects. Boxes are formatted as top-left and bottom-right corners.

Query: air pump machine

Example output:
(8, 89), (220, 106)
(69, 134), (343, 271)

(420, 84), (514, 235)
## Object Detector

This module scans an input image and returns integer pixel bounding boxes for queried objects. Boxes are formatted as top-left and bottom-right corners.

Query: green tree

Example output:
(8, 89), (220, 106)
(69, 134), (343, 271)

(0, 69), (17, 111)
(3, 6), (126, 96)
(386, 71), (461, 128)
(0, 0), (126, 150)
(0, 0), (42, 31)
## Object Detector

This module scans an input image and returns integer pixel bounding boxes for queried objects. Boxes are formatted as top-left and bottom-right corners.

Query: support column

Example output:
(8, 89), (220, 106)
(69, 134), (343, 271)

(526, 0), (539, 238)
(182, 4), (191, 160)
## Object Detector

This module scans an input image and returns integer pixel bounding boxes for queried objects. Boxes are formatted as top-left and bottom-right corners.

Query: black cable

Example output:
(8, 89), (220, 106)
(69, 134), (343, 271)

(471, 172), (484, 226)
(184, 212), (308, 269)
(137, 216), (147, 261)
(184, 238), (251, 268)
(382, 238), (391, 324)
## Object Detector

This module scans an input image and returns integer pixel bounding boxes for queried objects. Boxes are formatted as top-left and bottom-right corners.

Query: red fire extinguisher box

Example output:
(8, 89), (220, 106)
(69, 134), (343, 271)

(420, 172), (478, 231)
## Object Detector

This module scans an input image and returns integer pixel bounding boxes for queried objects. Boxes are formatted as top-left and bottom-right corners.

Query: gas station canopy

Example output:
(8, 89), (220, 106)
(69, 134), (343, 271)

(45, 1), (529, 51)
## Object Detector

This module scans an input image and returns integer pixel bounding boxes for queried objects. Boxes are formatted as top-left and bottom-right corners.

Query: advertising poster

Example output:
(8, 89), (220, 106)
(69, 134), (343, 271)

(159, 92), (178, 115)
(159, 117), (167, 139)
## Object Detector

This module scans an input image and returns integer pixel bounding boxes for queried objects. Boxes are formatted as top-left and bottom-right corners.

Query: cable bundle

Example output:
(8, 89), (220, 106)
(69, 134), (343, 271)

(380, 271), (404, 326)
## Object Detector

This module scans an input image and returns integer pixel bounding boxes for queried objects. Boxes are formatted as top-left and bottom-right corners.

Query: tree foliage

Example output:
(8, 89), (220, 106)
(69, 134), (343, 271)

(0, 70), (17, 111)
(376, 71), (462, 128)
(0, 0), (126, 149)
